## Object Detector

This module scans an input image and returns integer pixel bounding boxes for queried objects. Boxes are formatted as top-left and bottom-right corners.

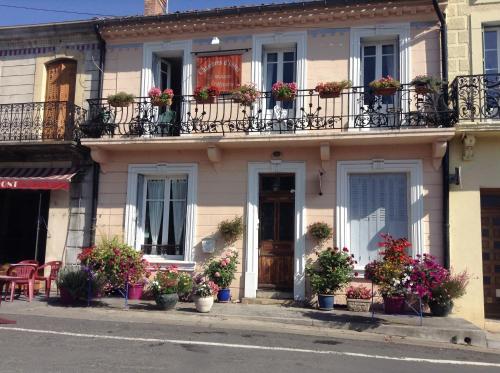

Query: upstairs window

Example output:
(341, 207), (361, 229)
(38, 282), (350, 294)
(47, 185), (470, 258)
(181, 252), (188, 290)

(361, 41), (399, 105)
(264, 48), (297, 110)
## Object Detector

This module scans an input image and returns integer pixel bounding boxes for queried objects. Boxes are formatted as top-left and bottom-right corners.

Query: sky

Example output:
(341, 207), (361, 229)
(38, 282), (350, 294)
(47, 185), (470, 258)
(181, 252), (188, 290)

(0, 0), (300, 26)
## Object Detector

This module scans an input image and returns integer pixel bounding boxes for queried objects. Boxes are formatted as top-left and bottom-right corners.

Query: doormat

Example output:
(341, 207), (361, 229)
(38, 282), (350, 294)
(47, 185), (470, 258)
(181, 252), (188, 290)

(0, 317), (16, 324)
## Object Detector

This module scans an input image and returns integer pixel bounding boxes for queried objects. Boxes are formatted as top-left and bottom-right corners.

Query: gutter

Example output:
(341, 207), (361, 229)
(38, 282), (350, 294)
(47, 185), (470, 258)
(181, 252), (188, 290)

(432, 0), (450, 269)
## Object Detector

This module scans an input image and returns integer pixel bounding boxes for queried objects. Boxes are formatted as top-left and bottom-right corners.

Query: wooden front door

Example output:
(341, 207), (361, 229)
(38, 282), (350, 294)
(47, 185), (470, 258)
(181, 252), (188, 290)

(258, 174), (295, 291)
(481, 191), (500, 318)
(43, 59), (77, 140)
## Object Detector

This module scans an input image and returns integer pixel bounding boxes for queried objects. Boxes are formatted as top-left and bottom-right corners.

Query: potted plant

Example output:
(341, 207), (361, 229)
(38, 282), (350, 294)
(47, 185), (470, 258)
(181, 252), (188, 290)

(305, 247), (356, 311)
(218, 216), (244, 247)
(78, 237), (151, 298)
(205, 250), (239, 303)
(365, 235), (412, 314)
(346, 285), (372, 312)
(177, 272), (194, 302)
(314, 80), (352, 99)
(428, 270), (469, 317)
(148, 87), (174, 106)
(231, 84), (261, 106)
(410, 75), (442, 94)
(56, 267), (90, 305)
(150, 265), (180, 310)
(272, 81), (298, 102)
(308, 222), (333, 246)
(193, 86), (220, 104)
(107, 92), (135, 107)
(192, 275), (219, 313)
(369, 76), (401, 96)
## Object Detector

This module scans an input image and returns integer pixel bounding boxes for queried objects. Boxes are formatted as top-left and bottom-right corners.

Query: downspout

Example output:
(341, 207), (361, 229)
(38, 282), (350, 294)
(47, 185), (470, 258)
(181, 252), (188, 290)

(90, 162), (100, 246)
(433, 0), (450, 269)
(89, 23), (105, 246)
(94, 23), (106, 100)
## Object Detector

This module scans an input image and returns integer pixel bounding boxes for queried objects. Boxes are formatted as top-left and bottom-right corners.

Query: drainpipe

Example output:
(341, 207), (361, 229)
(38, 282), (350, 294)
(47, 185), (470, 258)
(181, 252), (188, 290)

(94, 23), (106, 100)
(89, 23), (105, 247)
(89, 162), (100, 247)
(433, 0), (450, 269)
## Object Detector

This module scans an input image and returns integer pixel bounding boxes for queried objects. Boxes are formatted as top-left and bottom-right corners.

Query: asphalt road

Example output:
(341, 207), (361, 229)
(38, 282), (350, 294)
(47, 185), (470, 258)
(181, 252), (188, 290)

(1, 314), (500, 373)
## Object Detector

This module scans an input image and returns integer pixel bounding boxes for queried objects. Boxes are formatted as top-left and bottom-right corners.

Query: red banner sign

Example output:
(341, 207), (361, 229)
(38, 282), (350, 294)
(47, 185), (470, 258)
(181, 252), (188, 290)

(196, 54), (242, 92)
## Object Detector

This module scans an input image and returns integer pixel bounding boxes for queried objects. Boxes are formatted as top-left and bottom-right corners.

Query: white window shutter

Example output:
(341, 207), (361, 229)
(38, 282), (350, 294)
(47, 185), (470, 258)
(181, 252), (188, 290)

(135, 174), (145, 248)
(349, 173), (409, 267)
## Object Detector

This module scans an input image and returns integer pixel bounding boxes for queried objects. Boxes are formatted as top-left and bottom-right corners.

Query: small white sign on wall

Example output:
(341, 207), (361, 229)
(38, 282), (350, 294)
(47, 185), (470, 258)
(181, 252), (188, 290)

(496, 289), (500, 298)
(201, 238), (215, 254)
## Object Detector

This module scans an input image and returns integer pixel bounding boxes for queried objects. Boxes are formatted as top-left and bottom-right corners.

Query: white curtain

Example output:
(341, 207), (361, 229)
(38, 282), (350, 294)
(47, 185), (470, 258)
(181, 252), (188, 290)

(349, 173), (408, 266)
(171, 179), (187, 255)
(147, 179), (165, 254)
(135, 174), (144, 249)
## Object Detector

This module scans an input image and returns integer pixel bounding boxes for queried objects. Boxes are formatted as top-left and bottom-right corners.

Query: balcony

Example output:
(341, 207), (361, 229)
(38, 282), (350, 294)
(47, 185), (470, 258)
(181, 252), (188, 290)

(80, 84), (455, 140)
(0, 101), (86, 142)
(452, 74), (500, 125)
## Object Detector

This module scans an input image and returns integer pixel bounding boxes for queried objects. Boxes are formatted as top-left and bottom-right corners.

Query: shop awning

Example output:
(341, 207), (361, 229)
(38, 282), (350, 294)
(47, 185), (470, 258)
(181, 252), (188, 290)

(0, 167), (79, 191)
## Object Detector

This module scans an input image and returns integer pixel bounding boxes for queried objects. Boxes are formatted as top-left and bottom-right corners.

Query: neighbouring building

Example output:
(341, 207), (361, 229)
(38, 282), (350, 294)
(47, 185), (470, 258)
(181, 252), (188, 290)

(0, 21), (102, 266)
(80, 0), (455, 302)
(447, 0), (500, 326)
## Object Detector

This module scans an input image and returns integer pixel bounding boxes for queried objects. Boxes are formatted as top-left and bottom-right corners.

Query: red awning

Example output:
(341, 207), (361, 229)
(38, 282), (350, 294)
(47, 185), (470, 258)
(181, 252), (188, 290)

(0, 167), (79, 191)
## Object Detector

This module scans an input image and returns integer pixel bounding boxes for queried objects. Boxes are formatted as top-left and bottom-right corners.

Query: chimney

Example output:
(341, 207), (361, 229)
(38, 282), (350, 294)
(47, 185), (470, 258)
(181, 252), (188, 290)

(144, 0), (168, 16)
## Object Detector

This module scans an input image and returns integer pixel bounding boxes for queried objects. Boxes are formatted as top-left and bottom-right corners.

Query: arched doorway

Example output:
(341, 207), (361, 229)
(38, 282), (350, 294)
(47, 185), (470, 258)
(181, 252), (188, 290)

(43, 59), (77, 140)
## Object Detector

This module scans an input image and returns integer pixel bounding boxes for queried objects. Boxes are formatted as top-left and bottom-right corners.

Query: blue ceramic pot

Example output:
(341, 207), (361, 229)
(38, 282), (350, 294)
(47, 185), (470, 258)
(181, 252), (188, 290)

(217, 288), (231, 303)
(318, 294), (335, 310)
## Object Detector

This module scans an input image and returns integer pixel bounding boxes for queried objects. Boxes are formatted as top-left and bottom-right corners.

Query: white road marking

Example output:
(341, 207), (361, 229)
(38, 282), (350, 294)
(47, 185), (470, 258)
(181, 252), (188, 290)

(0, 326), (499, 368)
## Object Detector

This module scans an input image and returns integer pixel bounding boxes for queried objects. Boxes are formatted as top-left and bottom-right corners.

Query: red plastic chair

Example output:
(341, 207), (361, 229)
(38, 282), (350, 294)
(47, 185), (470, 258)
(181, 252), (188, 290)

(6, 264), (37, 302)
(35, 261), (62, 298)
(19, 260), (39, 266)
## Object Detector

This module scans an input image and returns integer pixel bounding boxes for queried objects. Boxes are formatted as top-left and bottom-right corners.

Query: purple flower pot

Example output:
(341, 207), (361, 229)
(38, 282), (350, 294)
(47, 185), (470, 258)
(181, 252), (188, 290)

(384, 296), (405, 314)
(127, 284), (144, 300)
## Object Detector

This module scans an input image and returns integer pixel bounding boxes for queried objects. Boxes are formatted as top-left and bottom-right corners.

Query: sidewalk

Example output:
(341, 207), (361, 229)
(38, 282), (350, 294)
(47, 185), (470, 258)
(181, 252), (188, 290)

(0, 295), (492, 348)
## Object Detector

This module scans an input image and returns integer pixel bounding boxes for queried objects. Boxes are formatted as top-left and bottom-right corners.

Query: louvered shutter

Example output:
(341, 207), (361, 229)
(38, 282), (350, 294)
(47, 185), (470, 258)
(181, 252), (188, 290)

(349, 173), (408, 266)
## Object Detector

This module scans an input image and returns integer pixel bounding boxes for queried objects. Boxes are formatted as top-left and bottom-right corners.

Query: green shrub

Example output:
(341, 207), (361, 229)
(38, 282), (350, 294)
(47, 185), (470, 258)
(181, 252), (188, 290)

(308, 222), (333, 245)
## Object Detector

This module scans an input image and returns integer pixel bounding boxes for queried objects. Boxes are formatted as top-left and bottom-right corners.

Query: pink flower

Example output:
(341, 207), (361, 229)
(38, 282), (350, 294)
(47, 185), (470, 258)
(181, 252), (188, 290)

(342, 247), (349, 252)
(221, 261), (227, 267)
(215, 272), (221, 278)
(148, 87), (162, 98)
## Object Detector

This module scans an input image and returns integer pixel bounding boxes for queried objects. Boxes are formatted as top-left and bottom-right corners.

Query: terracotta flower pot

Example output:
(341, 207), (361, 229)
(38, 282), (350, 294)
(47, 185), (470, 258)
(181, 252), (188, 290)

(413, 84), (431, 95)
(373, 87), (398, 96)
(151, 97), (172, 107)
(319, 90), (341, 99)
(195, 96), (216, 104)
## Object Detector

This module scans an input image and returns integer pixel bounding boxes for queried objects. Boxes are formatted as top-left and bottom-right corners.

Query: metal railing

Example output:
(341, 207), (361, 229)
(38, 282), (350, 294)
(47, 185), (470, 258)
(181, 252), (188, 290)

(0, 101), (86, 142)
(451, 73), (500, 123)
(80, 84), (455, 138)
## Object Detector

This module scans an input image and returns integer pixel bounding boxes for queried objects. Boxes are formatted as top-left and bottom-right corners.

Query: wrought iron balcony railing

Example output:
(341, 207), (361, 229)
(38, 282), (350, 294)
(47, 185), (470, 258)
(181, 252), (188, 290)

(0, 101), (86, 142)
(80, 84), (455, 139)
(452, 73), (500, 123)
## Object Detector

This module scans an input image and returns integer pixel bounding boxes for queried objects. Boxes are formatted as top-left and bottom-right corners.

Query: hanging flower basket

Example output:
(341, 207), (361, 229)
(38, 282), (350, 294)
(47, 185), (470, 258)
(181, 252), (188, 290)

(149, 87), (174, 107)
(107, 92), (135, 108)
(413, 83), (432, 95)
(194, 86), (219, 104)
(272, 81), (297, 102)
(369, 76), (400, 97)
(373, 87), (399, 96)
(315, 80), (352, 99)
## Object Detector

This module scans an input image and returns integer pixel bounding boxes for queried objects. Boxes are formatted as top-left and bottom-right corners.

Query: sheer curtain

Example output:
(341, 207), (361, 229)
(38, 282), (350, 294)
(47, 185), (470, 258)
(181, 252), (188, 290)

(171, 179), (187, 255)
(147, 179), (165, 255)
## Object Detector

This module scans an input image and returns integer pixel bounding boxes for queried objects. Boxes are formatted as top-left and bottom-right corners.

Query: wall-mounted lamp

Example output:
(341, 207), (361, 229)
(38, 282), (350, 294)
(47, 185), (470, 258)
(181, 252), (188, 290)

(211, 37), (220, 45)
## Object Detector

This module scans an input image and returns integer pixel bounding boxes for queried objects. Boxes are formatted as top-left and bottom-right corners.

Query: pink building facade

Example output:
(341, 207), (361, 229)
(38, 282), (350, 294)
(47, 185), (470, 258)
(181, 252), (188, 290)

(82, 0), (453, 301)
